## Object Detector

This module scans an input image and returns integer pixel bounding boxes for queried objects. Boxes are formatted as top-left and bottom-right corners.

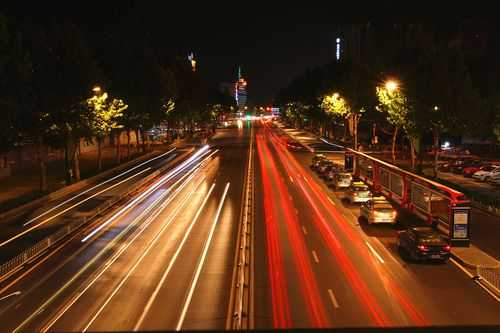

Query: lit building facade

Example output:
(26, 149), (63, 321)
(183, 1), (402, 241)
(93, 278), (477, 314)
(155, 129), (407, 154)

(235, 66), (247, 108)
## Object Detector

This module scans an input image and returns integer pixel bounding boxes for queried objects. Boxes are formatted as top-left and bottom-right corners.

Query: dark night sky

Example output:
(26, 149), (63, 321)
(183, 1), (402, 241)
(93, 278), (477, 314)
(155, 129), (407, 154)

(1, 1), (489, 105)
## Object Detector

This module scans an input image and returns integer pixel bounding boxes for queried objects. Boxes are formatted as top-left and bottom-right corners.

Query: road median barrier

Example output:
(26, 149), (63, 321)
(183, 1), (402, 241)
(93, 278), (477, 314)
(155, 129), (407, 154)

(0, 148), (194, 280)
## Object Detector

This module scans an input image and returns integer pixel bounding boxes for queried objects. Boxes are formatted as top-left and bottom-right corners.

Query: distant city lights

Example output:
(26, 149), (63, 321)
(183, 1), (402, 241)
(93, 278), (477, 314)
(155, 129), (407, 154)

(336, 37), (341, 60)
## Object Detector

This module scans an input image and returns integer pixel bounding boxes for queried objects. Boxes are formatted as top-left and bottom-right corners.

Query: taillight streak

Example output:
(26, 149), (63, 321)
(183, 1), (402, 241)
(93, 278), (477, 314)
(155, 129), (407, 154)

(259, 133), (328, 328)
(268, 131), (430, 326)
(256, 134), (291, 329)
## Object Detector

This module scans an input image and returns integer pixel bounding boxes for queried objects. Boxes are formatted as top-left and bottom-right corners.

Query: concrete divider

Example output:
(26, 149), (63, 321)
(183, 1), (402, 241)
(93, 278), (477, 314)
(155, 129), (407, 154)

(0, 150), (161, 223)
(0, 148), (194, 280)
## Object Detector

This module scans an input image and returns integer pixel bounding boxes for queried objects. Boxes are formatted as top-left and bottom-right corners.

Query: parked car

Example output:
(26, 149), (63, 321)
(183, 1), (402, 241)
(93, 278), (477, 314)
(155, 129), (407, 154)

(487, 174), (500, 186)
(360, 196), (397, 224)
(317, 159), (335, 174)
(397, 226), (451, 262)
(310, 154), (327, 170)
(472, 165), (500, 182)
(446, 157), (477, 173)
(322, 163), (342, 180)
(345, 181), (372, 204)
(329, 172), (352, 189)
(451, 159), (483, 174)
(463, 163), (491, 178)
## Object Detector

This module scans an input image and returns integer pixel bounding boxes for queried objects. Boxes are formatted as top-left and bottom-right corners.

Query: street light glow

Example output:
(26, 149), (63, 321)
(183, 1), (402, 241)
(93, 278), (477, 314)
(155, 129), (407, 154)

(434, 105), (439, 111)
(92, 86), (101, 93)
(385, 80), (398, 93)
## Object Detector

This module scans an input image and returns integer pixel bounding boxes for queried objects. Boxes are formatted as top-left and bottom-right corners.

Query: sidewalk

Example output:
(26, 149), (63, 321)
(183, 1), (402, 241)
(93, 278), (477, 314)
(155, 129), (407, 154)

(273, 120), (500, 270)
(0, 144), (159, 214)
(452, 245), (499, 269)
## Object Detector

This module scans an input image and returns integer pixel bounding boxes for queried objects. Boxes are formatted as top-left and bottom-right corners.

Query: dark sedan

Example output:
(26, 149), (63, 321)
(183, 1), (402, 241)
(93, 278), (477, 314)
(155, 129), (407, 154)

(397, 226), (451, 262)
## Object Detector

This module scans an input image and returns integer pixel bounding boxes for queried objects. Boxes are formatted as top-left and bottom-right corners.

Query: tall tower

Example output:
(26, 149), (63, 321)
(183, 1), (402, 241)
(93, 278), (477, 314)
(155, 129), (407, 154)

(235, 66), (247, 108)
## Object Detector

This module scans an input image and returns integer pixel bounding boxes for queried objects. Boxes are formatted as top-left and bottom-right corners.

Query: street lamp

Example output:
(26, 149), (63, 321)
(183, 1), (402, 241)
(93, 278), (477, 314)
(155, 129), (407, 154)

(385, 80), (398, 93)
(434, 105), (439, 111)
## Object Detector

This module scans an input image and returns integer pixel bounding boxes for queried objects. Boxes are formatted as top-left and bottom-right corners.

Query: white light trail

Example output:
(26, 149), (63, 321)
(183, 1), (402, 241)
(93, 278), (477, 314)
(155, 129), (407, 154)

(81, 176), (206, 333)
(0, 168), (151, 248)
(23, 149), (176, 227)
(134, 183), (216, 331)
(81, 146), (210, 243)
(37, 162), (205, 333)
(176, 182), (230, 331)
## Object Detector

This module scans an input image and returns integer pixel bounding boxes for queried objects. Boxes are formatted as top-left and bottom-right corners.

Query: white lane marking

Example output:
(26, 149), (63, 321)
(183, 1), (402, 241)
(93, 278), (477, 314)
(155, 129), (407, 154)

(176, 182), (230, 331)
(289, 175), (294, 183)
(35, 167), (204, 333)
(0, 291), (21, 302)
(450, 258), (500, 302)
(0, 168), (151, 248)
(81, 146), (211, 242)
(327, 196), (336, 205)
(365, 241), (385, 264)
(134, 183), (216, 331)
(312, 250), (320, 263)
(327, 289), (340, 308)
(81, 177), (205, 333)
(302, 225), (308, 235)
(23, 149), (175, 227)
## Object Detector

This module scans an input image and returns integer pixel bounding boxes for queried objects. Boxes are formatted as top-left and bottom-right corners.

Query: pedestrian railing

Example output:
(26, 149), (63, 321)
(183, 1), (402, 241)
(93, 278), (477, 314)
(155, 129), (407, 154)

(476, 265), (500, 298)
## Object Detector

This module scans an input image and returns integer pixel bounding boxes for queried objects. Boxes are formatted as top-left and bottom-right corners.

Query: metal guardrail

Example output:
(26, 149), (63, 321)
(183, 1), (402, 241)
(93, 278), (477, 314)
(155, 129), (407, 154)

(0, 148), (193, 280)
(229, 128), (254, 330)
(476, 266), (500, 298)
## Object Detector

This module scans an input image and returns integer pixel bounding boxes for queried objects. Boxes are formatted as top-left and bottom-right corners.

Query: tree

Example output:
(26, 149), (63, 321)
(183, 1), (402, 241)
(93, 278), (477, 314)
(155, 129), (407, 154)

(376, 82), (412, 163)
(87, 91), (127, 171)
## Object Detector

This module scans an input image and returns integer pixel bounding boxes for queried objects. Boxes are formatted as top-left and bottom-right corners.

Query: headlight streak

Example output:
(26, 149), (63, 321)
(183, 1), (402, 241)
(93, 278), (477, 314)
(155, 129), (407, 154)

(80, 176), (207, 333)
(13, 148), (211, 333)
(175, 182), (230, 331)
(0, 167), (152, 248)
(41, 169), (204, 333)
(133, 182), (216, 331)
(23, 148), (176, 227)
(81, 146), (211, 243)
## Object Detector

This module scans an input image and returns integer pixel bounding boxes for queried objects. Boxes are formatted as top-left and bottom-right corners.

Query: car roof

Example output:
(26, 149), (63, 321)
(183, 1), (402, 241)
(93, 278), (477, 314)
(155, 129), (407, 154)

(409, 226), (435, 234)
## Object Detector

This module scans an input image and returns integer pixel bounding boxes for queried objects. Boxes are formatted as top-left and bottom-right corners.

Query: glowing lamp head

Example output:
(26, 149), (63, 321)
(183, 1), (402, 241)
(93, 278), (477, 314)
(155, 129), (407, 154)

(385, 80), (398, 93)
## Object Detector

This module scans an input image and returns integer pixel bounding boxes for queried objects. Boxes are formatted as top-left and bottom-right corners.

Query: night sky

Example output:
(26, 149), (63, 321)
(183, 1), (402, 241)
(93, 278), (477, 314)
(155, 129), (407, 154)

(1, 1), (483, 105)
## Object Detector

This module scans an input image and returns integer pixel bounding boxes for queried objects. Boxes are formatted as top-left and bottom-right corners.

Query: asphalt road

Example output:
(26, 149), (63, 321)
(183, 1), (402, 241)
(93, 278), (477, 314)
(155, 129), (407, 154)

(253, 121), (500, 329)
(0, 126), (249, 332)
(1, 122), (499, 332)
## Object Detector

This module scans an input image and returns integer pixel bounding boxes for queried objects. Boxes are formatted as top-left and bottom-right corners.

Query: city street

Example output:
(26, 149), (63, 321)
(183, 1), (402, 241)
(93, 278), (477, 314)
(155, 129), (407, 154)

(253, 121), (500, 328)
(0, 127), (249, 332)
(0, 123), (499, 332)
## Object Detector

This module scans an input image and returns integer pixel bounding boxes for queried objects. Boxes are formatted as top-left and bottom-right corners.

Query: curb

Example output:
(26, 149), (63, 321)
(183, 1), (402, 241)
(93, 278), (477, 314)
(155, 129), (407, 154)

(450, 252), (477, 269)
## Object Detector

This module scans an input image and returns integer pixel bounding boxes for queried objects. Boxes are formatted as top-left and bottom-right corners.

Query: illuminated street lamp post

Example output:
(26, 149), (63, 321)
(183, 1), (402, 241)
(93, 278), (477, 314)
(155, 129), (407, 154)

(385, 80), (398, 94)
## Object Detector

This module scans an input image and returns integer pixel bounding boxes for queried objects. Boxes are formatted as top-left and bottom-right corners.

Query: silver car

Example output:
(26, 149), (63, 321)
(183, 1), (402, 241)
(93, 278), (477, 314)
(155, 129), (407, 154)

(330, 172), (352, 189)
(345, 182), (372, 204)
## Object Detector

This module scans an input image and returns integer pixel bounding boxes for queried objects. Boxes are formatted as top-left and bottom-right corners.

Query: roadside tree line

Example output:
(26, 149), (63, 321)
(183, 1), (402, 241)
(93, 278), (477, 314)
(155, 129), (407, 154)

(0, 13), (234, 191)
(277, 20), (500, 176)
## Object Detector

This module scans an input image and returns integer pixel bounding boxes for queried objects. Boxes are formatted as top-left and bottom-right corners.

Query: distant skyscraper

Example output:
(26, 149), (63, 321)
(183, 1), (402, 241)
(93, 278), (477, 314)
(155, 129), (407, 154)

(235, 66), (247, 108)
